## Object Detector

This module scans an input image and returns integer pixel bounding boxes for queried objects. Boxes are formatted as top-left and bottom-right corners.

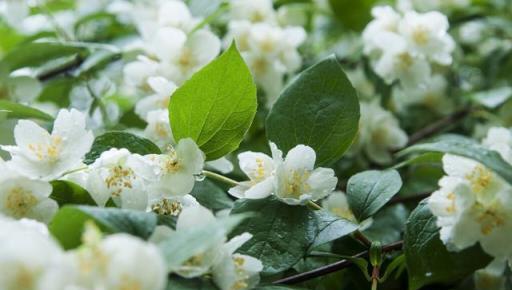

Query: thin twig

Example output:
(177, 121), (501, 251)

(353, 230), (372, 247)
(404, 107), (472, 148)
(203, 170), (239, 187)
(388, 192), (431, 206)
(273, 241), (404, 285)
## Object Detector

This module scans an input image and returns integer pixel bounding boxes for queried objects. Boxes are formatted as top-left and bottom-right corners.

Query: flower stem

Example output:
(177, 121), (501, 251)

(202, 170), (239, 187)
(307, 201), (323, 210)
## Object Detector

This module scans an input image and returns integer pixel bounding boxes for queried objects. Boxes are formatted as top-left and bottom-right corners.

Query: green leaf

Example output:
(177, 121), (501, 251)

(169, 43), (257, 160)
(230, 197), (315, 274)
(393, 152), (443, 169)
(328, 0), (378, 31)
(363, 204), (408, 245)
(50, 180), (96, 206)
(469, 86), (512, 109)
(266, 55), (360, 166)
(399, 134), (512, 185)
(0, 100), (54, 121)
(49, 206), (158, 249)
(190, 179), (234, 211)
(0, 41), (89, 71)
(346, 169), (403, 221)
(84, 131), (161, 164)
(310, 210), (358, 248)
(404, 201), (492, 290)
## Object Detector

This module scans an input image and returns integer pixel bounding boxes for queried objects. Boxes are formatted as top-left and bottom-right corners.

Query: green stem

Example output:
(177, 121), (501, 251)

(307, 200), (323, 210)
(203, 170), (239, 187)
(353, 230), (372, 248)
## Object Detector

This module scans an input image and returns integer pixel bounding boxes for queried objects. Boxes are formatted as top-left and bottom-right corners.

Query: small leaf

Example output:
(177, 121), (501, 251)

(190, 179), (234, 211)
(266, 55), (360, 166)
(50, 180), (96, 206)
(328, 0), (375, 31)
(84, 131), (161, 164)
(469, 86), (512, 109)
(404, 201), (492, 290)
(346, 169), (403, 221)
(393, 152), (443, 169)
(169, 43), (257, 160)
(310, 210), (358, 248)
(363, 204), (409, 245)
(399, 134), (512, 185)
(0, 100), (54, 121)
(49, 206), (158, 249)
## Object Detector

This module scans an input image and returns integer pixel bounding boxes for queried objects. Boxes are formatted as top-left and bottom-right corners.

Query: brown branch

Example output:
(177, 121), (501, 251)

(388, 192), (431, 206)
(404, 107), (472, 148)
(273, 241), (404, 285)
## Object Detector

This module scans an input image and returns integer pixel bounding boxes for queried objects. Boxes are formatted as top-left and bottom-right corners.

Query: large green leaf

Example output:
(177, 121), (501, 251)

(266, 55), (360, 166)
(49, 206), (158, 249)
(404, 201), (492, 290)
(169, 43), (257, 160)
(230, 197), (356, 274)
(0, 100), (54, 121)
(84, 131), (161, 164)
(50, 180), (96, 206)
(346, 169), (403, 222)
(363, 204), (408, 245)
(399, 134), (512, 185)
(230, 197), (315, 274)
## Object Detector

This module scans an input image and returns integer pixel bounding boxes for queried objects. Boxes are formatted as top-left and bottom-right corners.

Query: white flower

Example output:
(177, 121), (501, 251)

(399, 11), (455, 65)
(474, 258), (507, 290)
(0, 173), (57, 223)
(206, 157), (234, 174)
(147, 27), (221, 84)
(135, 77), (177, 121)
(372, 33), (431, 89)
(362, 6), (402, 56)
(392, 74), (453, 113)
(356, 101), (408, 164)
(212, 233), (263, 290)
(143, 109), (174, 149)
(85, 148), (155, 210)
(145, 138), (205, 198)
(171, 205), (226, 278)
(230, 0), (276, 23)
(2, 109), (94, 181)
(0, 0), (29, 28)
(272, 143), (338, 205)
(0, 216), (73, 290)
(123, 56), (160, 92)
(228, 151), (275, 199)
(70, 223), (167, 290)
(322, 191), (357, 222)
(482, 127), (512, 164)
(429, 148), (512, 259)
(96, 234), (167, 290)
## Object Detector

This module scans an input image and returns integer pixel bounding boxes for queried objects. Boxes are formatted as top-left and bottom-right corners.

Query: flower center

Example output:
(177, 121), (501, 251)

(28, 135), (63, 162)
(397, 52), (414, 70)
(232, 256), (249, 290)
(105, 165), (136, 197)
(5, 186), (38, 218)
(151, 199), (183, 216)
(412, 25), (430, 46)
(466, 165), (492, 194)
(12, 264), (35, 290)
(283, 170), (311, 199)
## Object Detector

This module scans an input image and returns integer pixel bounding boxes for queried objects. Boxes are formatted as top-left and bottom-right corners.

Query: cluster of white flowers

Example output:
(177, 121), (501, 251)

(362, 6), (455, 112)
(0, 215), (167, 290)
(229, 142), (338, 205)
(224, 0), (307, 106)
(122, 0), (221, 148)
(0, 108), (207, 222)
(429, 127), (512, 273)
(152, 205), (263, 290)
(353, 100), (408, 165)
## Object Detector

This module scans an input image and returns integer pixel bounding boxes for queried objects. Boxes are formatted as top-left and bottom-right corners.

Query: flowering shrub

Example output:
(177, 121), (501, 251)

(0, 0), (512, 289)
